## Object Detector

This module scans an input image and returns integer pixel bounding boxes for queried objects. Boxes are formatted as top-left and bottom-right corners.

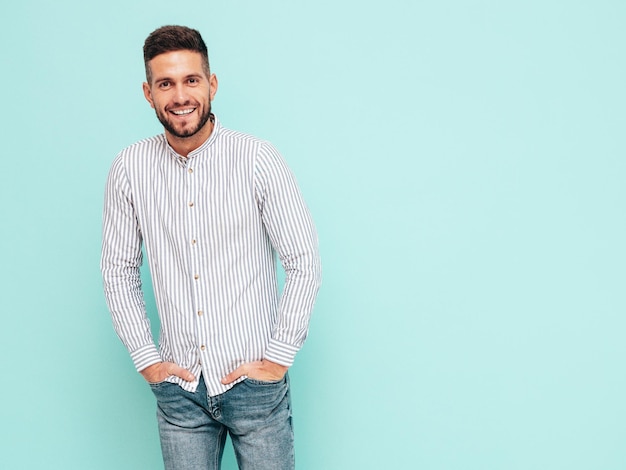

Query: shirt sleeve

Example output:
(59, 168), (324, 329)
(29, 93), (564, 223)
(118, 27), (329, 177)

(254, 142), (322, 366)
(100, 155), (162, 372)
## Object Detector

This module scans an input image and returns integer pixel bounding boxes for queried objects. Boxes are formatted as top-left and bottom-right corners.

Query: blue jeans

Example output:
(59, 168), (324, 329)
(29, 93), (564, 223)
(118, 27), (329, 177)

(150, 374), (294, 470)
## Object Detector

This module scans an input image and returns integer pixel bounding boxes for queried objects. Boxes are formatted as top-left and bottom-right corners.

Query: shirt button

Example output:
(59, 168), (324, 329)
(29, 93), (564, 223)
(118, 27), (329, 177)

(192, 239), (197, 245)
(197, 310), (203, 316)
(188, 202), (194, 207)
(194, 274), (199, 280)
(188, 168), (193, 173)
(200, 345), (206, 351)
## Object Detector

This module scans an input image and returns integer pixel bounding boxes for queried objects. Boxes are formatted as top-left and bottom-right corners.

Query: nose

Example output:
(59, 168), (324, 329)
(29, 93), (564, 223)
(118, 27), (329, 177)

(173, 83), (189, 105)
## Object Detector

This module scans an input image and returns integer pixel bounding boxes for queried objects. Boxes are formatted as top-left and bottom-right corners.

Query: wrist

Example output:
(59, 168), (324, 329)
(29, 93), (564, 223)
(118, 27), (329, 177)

(263, 359), (288, 373)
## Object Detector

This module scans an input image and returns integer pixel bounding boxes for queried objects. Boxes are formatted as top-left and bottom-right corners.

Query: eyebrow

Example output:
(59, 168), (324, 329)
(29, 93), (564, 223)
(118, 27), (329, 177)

(154, 73), (204, 83)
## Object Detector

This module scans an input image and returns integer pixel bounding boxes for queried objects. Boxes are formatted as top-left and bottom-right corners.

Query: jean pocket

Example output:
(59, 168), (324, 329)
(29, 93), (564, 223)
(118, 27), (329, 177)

(149, 380), (169, 390)
(245, 376), (285, 386)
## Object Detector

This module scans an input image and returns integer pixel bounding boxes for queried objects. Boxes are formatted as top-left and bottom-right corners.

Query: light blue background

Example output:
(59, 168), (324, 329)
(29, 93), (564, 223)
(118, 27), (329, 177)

(1, 1), (625, 469)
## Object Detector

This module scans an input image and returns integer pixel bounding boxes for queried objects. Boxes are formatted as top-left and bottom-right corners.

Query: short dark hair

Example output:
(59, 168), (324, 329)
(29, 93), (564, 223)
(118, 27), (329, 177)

(143, 25), (210, 83)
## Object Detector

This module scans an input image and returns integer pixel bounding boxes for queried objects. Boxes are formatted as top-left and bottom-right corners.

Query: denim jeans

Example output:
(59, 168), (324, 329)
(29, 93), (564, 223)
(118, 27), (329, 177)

(150, 374), (294, 470)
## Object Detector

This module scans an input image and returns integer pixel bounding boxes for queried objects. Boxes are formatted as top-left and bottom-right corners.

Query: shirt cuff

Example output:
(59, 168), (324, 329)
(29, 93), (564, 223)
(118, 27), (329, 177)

(264, 339), (299, 367)
(130, 344), (163, 372)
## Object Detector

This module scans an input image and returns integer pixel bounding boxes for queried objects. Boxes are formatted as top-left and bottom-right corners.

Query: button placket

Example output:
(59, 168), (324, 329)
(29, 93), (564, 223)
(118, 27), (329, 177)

(185, 158), (208, 367)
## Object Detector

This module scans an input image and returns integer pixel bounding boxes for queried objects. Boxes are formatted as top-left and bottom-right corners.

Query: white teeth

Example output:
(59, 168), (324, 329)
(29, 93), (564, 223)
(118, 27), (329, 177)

(172, 108), (194, 115)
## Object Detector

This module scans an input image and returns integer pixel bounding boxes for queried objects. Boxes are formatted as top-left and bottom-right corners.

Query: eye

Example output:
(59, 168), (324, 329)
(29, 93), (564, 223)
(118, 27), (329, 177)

(187, 77), (199, 85)
(158, 81), (171, 89)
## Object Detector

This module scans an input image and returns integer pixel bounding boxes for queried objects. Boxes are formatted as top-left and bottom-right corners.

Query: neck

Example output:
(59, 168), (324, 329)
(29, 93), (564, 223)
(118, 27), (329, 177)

(166, 119), (215, 157)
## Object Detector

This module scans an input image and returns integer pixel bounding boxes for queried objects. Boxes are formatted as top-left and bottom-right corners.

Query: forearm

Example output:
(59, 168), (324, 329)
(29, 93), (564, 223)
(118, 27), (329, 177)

(265, 261), (321, 366)
(102, 259), (162, 371)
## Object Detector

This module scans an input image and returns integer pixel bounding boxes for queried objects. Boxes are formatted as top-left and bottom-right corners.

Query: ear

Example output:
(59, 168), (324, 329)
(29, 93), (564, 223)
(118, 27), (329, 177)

(143, 82), (155, 109)
(209, 74), (218, 101)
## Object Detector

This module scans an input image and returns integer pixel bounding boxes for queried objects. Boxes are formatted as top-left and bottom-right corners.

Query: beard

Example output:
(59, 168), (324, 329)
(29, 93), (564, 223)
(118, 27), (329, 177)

(155, 102), (212, 139)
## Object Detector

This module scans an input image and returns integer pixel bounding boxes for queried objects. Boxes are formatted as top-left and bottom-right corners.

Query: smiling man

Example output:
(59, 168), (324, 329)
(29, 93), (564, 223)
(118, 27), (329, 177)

(101, 25), (321, 470)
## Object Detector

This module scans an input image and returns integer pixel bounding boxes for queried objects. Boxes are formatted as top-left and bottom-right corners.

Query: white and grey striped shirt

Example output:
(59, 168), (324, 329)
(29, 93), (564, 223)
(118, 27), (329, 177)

(101, 116), (321, 396)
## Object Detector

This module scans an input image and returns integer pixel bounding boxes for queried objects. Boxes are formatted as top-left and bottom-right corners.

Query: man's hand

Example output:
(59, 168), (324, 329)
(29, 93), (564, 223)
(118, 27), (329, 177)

(140, 362), (195, 384)
(221, 359), (288, 385)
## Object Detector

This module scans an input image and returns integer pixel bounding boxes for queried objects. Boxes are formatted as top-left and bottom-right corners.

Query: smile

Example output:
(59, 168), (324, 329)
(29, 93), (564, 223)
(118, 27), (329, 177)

(170, 108), (195, 116)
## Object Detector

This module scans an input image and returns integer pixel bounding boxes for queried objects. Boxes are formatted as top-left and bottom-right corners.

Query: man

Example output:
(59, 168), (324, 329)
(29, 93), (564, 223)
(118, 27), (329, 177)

(101, 25), (321, 470)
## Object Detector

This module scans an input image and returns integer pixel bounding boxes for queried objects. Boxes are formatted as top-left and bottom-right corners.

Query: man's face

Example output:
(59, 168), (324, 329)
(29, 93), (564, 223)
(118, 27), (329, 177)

(143, 50), (217, 141)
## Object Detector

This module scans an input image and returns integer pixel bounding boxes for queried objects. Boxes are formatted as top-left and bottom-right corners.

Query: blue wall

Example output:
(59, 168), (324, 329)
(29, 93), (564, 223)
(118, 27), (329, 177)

(1, 1), (625, 468)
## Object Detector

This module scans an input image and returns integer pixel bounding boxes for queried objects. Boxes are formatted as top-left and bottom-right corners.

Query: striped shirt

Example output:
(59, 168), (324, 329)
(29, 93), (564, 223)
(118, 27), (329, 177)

(100, 115), (321, 396)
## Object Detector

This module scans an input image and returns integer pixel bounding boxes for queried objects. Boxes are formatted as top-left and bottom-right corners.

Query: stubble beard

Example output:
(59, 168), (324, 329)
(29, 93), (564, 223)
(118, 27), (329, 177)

(156, 102), (212, 139)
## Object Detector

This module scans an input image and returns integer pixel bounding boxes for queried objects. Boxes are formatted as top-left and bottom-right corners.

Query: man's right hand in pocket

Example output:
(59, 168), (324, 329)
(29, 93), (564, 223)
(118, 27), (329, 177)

(140, 362), (196, 384)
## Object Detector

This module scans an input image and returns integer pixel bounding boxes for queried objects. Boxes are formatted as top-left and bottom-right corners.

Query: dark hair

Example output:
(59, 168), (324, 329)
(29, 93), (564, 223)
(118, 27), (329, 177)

(143, 25), (210, 83)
